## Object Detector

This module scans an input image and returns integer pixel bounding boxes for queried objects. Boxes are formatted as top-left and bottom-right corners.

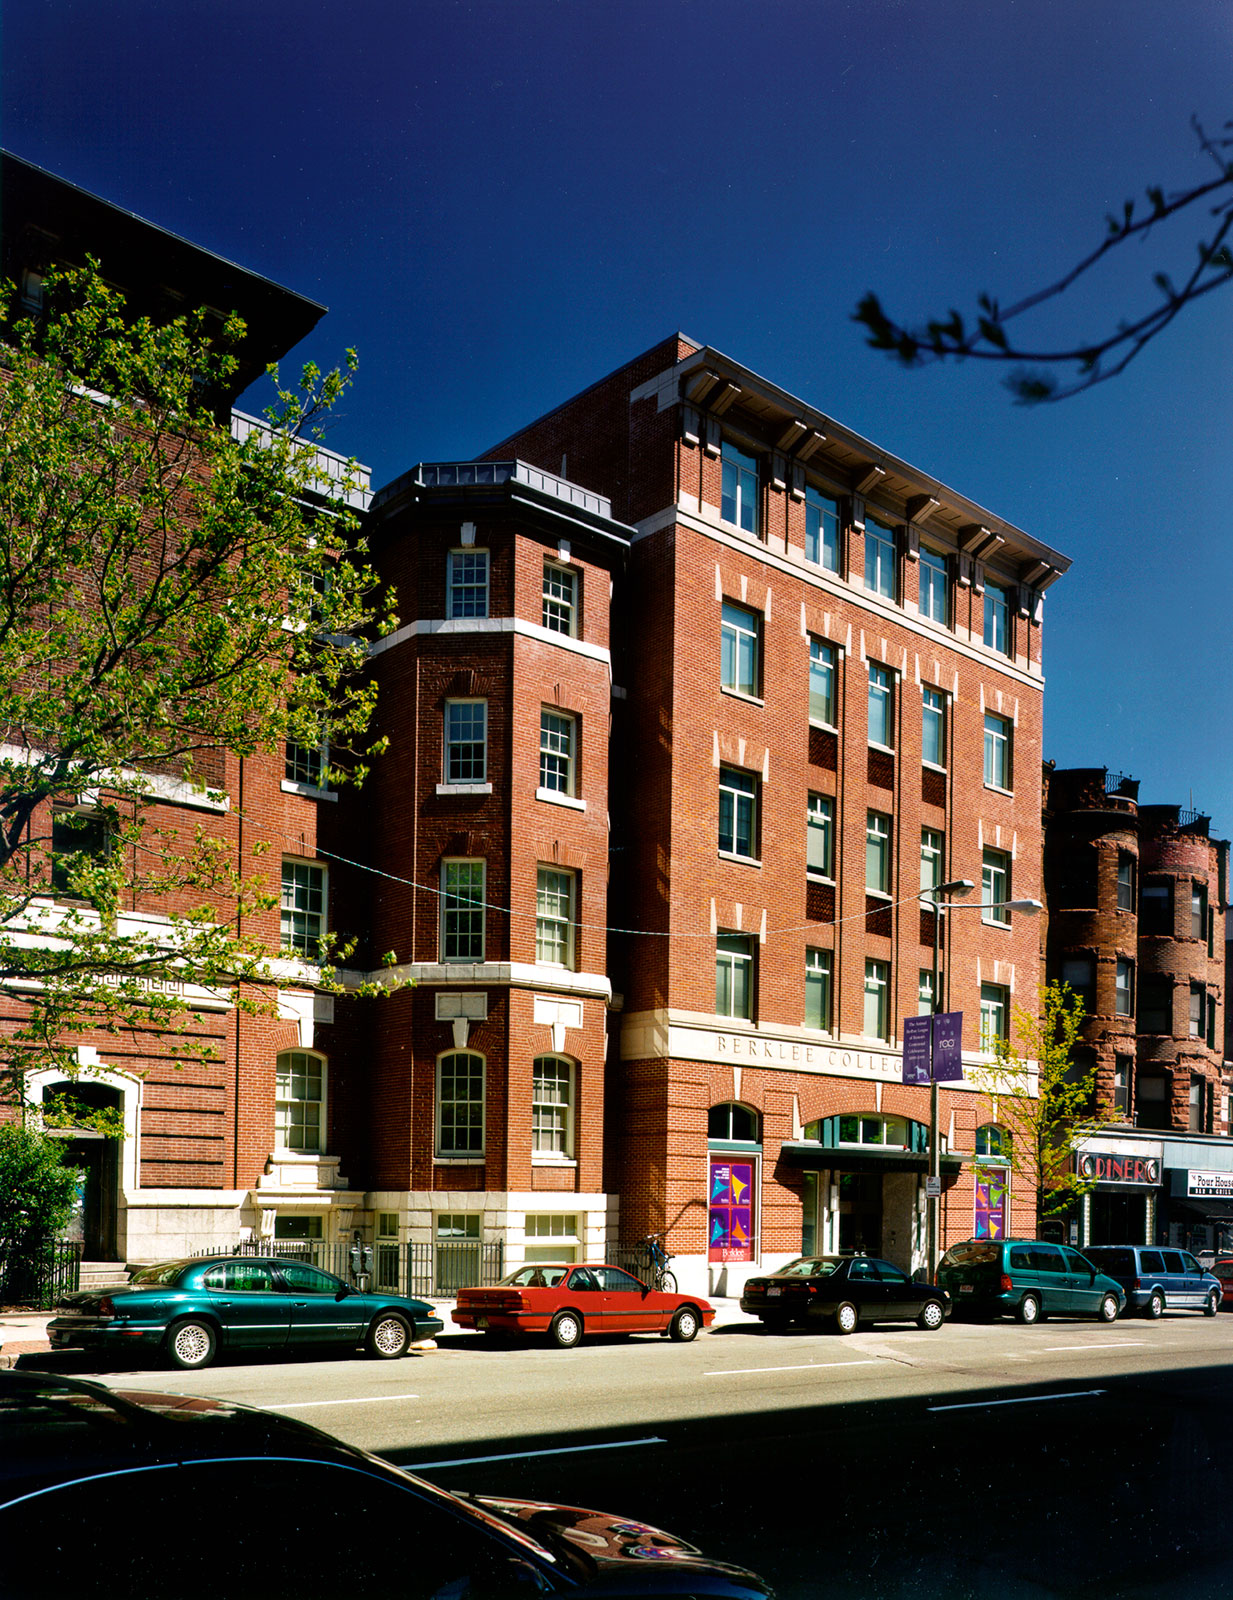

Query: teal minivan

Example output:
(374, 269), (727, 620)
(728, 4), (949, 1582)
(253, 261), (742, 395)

(937, 1238), (1126, 1324)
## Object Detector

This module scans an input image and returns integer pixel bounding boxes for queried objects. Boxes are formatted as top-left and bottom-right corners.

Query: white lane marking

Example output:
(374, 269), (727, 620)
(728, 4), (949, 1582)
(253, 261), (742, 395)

(704, 1359), (882, 1376)
(929, 1389), (1105, 1413)
(409, 1437), (666, 1470)
(270, 1393), (421, 1410)
(1043, 1342), (1146, 1352)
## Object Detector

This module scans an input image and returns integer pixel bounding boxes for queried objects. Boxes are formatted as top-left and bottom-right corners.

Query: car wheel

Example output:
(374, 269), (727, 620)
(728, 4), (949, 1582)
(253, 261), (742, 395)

(917, 1299), (946, 1332)
(833, 1301), (858, 1335)
(1143, 1290), (1164, 1320)
(1098, 1293), (1119, 1324)
(366, 1313), (411, 1359)
(1204, 1290), (1220, 1318)
(669, 1306), (700, 1343)
(166, 1319), (217, 1371)
(549, 1310), (583, 1349)
(1016, 1294), (1041, 1326)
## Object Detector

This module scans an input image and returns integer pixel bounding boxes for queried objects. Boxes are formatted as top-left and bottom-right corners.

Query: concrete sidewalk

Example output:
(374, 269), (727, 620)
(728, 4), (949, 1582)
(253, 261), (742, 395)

(1, 1295), (758, 1367)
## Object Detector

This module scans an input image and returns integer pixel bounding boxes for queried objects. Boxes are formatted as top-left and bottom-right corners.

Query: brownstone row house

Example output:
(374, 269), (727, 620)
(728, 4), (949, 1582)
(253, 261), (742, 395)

(10, 153), (1226, 1298)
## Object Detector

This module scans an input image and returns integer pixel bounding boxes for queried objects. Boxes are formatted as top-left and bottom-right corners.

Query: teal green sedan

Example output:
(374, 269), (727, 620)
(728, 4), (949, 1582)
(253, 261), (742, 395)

(46, 1256), (444, 1370)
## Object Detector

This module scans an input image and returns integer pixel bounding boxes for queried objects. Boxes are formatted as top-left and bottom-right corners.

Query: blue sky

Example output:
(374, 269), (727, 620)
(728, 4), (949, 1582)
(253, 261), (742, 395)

(5, 0), (1231, 830)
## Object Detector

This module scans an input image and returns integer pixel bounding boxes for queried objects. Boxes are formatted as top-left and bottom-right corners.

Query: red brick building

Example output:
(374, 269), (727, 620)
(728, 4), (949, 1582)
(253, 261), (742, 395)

(322, 336), (1073, 1296)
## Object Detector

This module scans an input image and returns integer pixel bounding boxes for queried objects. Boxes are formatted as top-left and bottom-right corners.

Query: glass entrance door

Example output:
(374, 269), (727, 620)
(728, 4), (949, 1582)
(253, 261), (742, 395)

(837, 1172), (882, 1254)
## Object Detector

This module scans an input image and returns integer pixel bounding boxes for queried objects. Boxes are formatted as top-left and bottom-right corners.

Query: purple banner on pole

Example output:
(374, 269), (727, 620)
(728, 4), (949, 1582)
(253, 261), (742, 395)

(902, 1015), (932, 1084)
(931, 1011), (964, 1081)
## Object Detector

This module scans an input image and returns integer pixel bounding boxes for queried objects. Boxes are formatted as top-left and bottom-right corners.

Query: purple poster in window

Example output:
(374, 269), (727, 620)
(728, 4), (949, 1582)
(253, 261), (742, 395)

(709, 1158), (754, 1262)
(902, 1016), (932, 1085)
(931, 1011), (964, 1081)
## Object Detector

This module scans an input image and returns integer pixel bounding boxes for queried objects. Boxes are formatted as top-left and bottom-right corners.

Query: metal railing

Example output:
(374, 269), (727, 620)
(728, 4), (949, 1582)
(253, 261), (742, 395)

(1, 1238), (81, 1309)
(192, 1238), (505, 1298)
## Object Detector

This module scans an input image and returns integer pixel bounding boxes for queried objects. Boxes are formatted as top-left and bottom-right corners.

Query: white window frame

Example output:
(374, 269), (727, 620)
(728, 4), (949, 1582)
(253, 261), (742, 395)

(274, 1050), (326, 1154)
(720, 439), (760, 534)
(866, 811), (892, 895)
(281, 858), (326, 958)
(285, 740), (329, 791)
(719, 766), (759, 861)
(807, 793), (834, 878)
(921, 686), (946, 769)
(542, 561), (579, 636)
(1115, 958), (1134, 1017)
(716, 932), (755, 1020)
(721, 601), (761, 697)
(918, 546), (949, 625)
(984, 582), (1010, 654)
(804, 485), (839, 572)
(539, 708), (577, 796)
(447, 549), (489, 619)
(864, 959), (890, 1041)
(441, 859), (485, 963)
(444, 699), (487, 785)
(436, 1051), (486, 1158)
(864, 516), (897, 600)
(921, 828), (944, 897)
(532, 1056), (575, 1160)
(809, 637), (836, 726)
(535, 866), (576, 967)
(805, 947), (832, 1032)
(983, 712), (1012, 791)
(980, 984), (1009, 1051)
(982, 848), (1010, 926)
(868, 663), (894, 749)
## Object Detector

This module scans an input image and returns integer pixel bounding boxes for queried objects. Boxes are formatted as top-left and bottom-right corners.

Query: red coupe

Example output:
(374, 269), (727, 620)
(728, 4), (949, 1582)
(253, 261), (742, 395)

(452, 1263), (715, 1347)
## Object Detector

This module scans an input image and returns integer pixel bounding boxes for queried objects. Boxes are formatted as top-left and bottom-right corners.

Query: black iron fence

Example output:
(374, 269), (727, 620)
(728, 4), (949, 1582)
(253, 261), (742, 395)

(193, 1237), (505, 1298)
(0, 1238), (82, 1309)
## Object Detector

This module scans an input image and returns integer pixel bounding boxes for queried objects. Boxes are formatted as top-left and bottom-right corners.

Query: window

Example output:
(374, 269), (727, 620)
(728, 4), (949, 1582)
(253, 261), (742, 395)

(542, 562), (578, 636)
(1140, 880), (1172, 934)
(721, 440), (759, 534)
(1190, 985), (1205, 1039)
(1138, 976), (1172, 1034)
(1062, 956), (1095, 1011)
(539, 709), (577, 796)
(436, 1212), (480, 1239)
(1115, 958), (1134, 1017)
(1116, 852), (1136, 912)
(285, 740), (327, 789)
(982, 849), (1010, 925)
(983, 713), (1012, 790)
(719, 767), (759, 860)
(1189, 1076), (1207, 1132)
(709, 1102), (760, 1142)
(921, 687), (946, 767)
(807, 793), (834, 877)
(377, 1213), (399, 1239)
(983, 581), (1010, 654)
(441, 859), (485, 962)
(436, 1052), (485, 1156)
(836, 1114), (909, 1149)
(864, 517), (897, 600)
(721, 601), (760, 696)
(809, 637), (836, 725)
(716, 933), (754, 1019)
(863, 961), (890, 1040)
(920, 828), (944, 898)
(805, 948), (832, 1031)
(918, 547), (949, 625)
(868, 663), (894, 747)
(918, 969), (935, 1017)
(1137, 1072), (1169, 1130)
(532, 1057), (574, 1157)
(444, 700), (487, 784)
(535, 867), (575, 967)
(1112, 1057), (1131, 1117)
(281, 859), (325, 958)
(526, 1213), (579, 1263)
(1208, 994), (1218, 1050)
(273, 1216), (322, 1242)
(866, 811), (891, 895)
(1191, 883), (1207, 941)
(447, 549), (489, 619)
(50, 811), (112, 898)
(980, 984), (1009, 1051)
(805, 485), (839, 571)
(275, 1051), (324, 1152)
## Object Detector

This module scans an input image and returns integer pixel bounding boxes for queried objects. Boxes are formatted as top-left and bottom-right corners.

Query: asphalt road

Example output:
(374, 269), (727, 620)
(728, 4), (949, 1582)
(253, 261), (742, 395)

(29, 1313), (1233, 1598)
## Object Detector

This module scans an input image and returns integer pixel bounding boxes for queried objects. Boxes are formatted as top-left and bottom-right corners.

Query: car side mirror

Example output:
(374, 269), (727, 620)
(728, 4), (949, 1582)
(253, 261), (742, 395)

(335, 1286), (351, 1301)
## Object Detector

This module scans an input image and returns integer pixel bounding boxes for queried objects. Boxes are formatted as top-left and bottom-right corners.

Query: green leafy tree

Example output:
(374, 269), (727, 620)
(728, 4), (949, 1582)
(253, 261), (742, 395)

(855, 115), (1233, 402)
(0, 1123), (79, 1301)
(0, 262), (394, 1116)
(970, 982), (1105, 1232)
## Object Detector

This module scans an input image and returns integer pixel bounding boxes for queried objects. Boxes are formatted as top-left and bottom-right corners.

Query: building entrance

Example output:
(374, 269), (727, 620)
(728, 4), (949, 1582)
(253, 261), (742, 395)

(838, 1172), (881, 1254)
(48, 1080), (122, 1261)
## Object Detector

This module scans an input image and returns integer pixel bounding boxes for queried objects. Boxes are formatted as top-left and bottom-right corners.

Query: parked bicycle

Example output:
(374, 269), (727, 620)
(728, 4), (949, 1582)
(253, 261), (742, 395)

(640, 1232), (677, 1292)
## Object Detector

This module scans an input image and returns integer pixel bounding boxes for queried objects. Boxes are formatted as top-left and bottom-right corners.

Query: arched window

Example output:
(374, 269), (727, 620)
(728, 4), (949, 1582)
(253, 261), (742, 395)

(532, 1056), (574, 1159)
(975, 1123), (1011, 1160)
(436, 1052), (485, 1158)
(275, 1051), (326, 1153)
(708, 1102), (760, 1144)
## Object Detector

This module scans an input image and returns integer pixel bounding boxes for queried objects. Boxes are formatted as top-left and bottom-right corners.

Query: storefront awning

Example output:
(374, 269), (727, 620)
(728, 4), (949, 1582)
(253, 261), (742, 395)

(1169, 1197), (1233, 1224)
(778, 1142), (964, 1176)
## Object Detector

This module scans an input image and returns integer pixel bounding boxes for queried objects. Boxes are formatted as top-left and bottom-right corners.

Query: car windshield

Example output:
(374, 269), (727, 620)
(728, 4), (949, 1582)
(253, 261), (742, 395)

(500, 1266), (570, 1288)
(778, 1258), (840, 1278)
(128, 1261), (191, 1286)
(940, 1242), (1000, 1266)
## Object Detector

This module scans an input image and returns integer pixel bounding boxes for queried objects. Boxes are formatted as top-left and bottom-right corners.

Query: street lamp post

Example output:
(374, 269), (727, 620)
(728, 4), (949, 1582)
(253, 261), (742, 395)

(920, 881), (1044, 1281)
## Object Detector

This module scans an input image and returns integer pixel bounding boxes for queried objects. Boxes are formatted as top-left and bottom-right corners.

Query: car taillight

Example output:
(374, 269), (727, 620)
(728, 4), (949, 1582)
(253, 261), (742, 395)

(1000, 1274), (1013, 1293)
(1134, 1278), (1144, 1290)
(96, 1298), (116, 1317)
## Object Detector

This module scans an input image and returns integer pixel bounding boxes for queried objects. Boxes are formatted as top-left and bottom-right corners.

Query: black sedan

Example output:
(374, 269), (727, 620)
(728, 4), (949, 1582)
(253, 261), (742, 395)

(0, 1371), (774, 1599)
(740, 1254), (951, 1334)
(46, 1255), (443, 1369)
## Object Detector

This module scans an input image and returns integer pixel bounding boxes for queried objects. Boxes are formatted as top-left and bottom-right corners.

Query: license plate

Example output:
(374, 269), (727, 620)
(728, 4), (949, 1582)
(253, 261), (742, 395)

(767, 1287), (781, 1297)
(475, 1315), (489, 1330)
(960, 1284), (974, 1294)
